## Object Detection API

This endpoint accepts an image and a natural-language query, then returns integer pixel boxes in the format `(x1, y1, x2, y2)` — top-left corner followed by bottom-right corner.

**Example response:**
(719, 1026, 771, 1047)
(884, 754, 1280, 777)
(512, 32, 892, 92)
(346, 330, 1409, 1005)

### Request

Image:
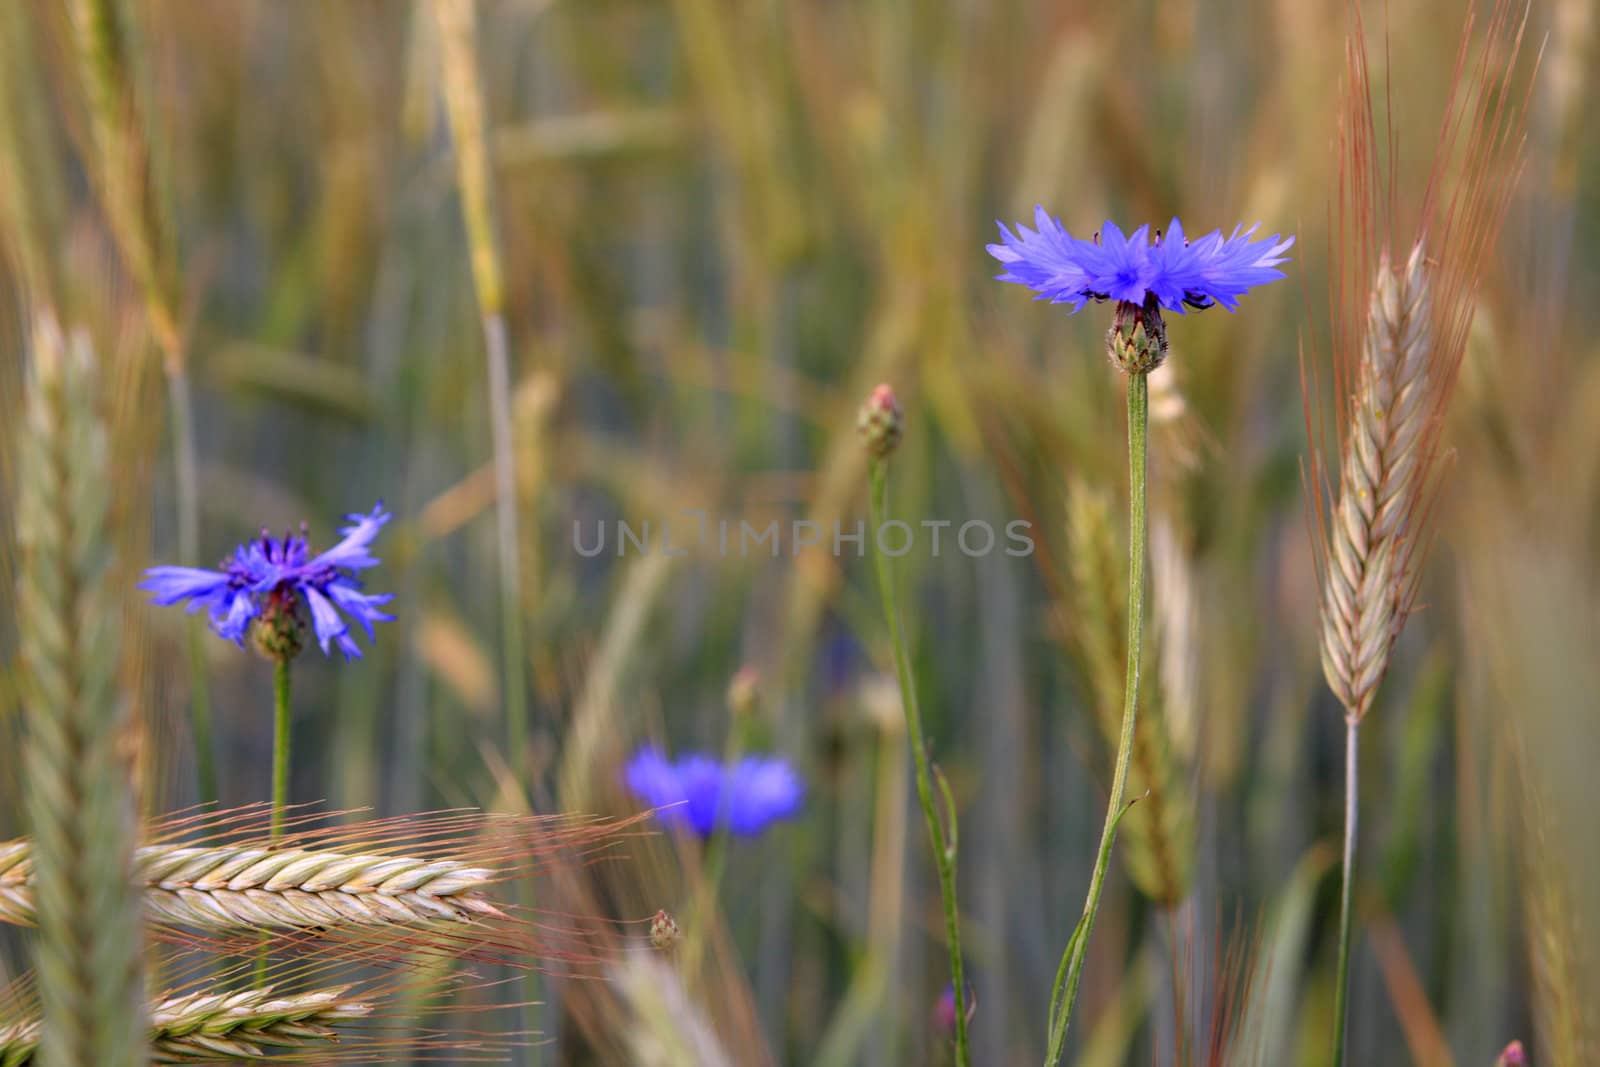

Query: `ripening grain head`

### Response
(1308, 0, 1534, 721)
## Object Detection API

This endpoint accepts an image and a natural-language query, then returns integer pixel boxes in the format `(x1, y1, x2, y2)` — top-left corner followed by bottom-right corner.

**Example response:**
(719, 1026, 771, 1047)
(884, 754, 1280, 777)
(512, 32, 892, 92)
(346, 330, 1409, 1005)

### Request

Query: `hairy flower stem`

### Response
(1333, 716, 1359, 1066)
(868, 461, 969, 1067)
(1046, 371, 1148, 1064)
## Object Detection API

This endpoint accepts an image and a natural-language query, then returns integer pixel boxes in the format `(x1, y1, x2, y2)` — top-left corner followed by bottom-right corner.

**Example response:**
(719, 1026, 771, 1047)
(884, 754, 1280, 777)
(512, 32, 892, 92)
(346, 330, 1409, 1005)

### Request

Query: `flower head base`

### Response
(140, 504, 395, 662)
(1107, 296, 1169, 375)
(857, 383, 903, 459)
(623, 746, 804, 839)
(252, 588, 305, 662)
(988, 210, 1293, 315)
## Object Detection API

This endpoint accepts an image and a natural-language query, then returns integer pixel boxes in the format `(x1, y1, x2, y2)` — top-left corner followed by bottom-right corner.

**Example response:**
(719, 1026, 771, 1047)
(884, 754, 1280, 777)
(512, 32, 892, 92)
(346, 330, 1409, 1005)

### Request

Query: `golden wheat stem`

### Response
(1332, 717, 1359, 1065)
(0, 840, 501, 931)
(16, 316, 147, 1067)
(433, 0, 529, 769)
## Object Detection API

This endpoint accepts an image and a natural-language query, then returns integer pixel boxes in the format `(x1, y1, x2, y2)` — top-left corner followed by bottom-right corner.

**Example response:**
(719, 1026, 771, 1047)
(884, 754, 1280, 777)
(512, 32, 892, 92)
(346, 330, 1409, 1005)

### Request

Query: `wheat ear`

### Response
(1319, 244, 1431, 721)
(1066, 479, 1194, 907)
(15, 316, 147, 1067)
(0, 841, 501, 930)
(0, 985, 371, 1064)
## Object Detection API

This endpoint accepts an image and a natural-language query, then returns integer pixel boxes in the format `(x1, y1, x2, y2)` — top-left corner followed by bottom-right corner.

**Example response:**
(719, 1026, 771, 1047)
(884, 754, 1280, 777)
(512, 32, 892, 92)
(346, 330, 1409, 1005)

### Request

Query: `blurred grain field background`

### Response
(0, 0, 1596, 1064)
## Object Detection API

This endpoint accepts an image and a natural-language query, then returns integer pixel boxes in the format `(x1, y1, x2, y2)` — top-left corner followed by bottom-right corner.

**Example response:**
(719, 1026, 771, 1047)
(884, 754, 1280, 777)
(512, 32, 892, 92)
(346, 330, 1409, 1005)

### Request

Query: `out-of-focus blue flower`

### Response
(988, 208, 1293, 314)
(623, 746, 804, 838)
(140, 503, 395, 660)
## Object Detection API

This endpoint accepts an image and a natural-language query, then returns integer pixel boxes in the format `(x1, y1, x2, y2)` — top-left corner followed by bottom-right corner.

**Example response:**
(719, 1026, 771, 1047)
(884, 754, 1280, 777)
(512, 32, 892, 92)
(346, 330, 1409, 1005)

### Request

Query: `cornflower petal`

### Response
(308, 504, 391, 572)
(726, 757, 806, 834)
(138, 566, 233, 609)
(989, 208, 1292, 314)
(622, 746, 804, 838)
(323, 581, 396, 641)
(214, 590, 258, 644)
(623, 747, 685, 807)
(301, 585, 354, 659)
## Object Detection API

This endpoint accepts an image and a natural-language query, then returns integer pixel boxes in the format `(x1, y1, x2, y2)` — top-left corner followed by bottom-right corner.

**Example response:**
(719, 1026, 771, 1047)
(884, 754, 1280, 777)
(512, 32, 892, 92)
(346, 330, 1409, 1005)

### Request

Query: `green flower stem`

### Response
(1045, 370, 1148, 1064)
(271, 659, 291, 842)
(868, 460, 969, 1067)
(257, 657, 293, 988)
(1332, 716, 1359, 1066)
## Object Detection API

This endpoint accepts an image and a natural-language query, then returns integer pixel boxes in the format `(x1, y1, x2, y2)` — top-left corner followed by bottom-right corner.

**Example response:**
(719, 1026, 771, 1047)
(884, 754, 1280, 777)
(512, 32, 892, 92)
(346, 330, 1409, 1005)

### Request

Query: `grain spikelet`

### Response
(0, 986, 372, 1064)
(1066, 479, 1194, 907)
(15, 315, 146, 1067)
(0, 841, 500, 930)
(0, 804, 646, 959)
(1318, 243, 1432, 718)
(1151, 517, 1199, 764)
(1308, 0, 1534, 721)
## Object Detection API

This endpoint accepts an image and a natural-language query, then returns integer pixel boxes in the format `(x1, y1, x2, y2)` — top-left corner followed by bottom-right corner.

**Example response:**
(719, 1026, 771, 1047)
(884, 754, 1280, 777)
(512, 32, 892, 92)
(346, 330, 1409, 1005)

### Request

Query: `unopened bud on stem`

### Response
(857, 383, 903, 459)
(1494, 1040, 1526, 1067)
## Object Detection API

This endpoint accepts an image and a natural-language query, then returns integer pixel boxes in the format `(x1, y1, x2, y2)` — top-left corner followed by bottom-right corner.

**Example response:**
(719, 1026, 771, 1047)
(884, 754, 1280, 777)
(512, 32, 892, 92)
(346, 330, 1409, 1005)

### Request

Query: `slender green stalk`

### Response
(1332, 717, 1358, 1066)
(868, 461, 969, 1067)
(1045, 371, 1148, 1064)
(434, 0, 529, 769)
(167, 368, 216, 812)
(256, 658, 292, 987)
(270, 659, 291, 843)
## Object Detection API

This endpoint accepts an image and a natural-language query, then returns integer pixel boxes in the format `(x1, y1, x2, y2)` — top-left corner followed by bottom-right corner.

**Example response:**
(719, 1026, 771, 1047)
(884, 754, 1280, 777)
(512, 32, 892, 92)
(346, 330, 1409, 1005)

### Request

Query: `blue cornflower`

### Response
(987, 208, 1293, 314)
(140, 503, 395, 661)
(623, 746, 804, 838)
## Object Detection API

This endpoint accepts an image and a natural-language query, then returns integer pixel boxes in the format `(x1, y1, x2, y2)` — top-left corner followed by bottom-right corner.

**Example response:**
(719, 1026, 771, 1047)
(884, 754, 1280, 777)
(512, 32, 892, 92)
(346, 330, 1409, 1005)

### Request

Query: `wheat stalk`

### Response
(1319, 243, 1432, 721)
(1066, 479, 1194, 908)
(68, 0, 178, 360)
(15, 315, 147, 1067)
(0, 840, 502, 930)
(434, 0, 530, 769)
(1313, 9, 1534, 1059)
(0, 985, 371, 1064)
